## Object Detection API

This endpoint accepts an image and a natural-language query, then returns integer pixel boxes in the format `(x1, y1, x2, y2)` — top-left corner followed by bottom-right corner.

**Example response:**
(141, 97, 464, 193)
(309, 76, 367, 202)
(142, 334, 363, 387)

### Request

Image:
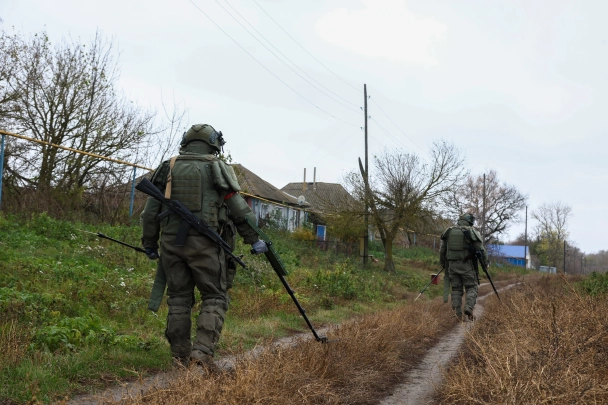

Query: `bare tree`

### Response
(0, 26, 22, 126)
(442, 170, 527, 244)
(144, 94, 189, 167)
(346, 140, 467, 272)
(6, 31, 155, 196)
(532, 201, 572, 269)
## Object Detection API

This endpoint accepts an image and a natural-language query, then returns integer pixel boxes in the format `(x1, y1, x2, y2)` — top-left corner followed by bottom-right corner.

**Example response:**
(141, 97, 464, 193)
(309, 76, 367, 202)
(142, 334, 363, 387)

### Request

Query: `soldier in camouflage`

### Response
(439, 213, 487, 321)
(140, 124, 268, 367)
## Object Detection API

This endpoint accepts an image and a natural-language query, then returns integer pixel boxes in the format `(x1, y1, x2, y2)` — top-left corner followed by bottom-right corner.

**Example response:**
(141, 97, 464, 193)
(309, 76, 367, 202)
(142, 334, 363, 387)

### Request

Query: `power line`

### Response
(370, 117, 409, 150)
(187, 0, 357, 127)
(369, 96, 427, 155)
(224, 0, 360, 109)
(216, 0, 359, 113)
(251, 0, 363, 94)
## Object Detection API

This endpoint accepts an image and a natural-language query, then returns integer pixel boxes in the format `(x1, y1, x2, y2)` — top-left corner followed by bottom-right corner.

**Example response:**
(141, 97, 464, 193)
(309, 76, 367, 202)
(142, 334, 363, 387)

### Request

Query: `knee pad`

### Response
(200, 297, 228, 313)
(167, 293, 194, 308)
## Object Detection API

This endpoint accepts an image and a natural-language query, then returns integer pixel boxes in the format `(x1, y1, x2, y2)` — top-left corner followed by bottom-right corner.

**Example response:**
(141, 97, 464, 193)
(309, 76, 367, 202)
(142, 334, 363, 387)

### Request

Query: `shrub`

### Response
(291, 227, 316, 241)
(579, 271, 608, 296)
(31, 314, 145, 353)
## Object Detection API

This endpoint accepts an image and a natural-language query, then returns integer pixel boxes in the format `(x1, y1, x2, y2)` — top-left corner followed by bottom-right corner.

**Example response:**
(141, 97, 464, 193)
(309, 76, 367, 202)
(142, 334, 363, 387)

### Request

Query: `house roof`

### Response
(231, 164, 304, 207)
(281, 182, 356, 212)
(487, 244, 529, 259)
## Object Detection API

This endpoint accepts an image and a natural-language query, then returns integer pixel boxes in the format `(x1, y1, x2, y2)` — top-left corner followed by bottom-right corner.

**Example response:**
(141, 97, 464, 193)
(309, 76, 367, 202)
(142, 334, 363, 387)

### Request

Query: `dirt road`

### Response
(377, 283, 518, 405)
(66, 283, 517, 405)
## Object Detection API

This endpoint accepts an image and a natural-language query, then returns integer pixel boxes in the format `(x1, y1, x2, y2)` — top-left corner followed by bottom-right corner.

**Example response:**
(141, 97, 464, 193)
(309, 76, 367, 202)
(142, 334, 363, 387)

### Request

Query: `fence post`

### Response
(129, 166, 137, 217)
(0, 134, 5, 211)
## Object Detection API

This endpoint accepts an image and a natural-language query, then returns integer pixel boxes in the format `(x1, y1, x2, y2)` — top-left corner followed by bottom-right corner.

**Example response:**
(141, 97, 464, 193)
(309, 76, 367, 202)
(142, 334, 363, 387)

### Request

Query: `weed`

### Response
(438, 275, 608, 404)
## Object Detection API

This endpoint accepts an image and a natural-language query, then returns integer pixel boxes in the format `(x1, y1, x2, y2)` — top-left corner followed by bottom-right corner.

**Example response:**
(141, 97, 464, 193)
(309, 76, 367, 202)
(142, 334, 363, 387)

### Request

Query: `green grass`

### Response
(0, 213, 524, 404)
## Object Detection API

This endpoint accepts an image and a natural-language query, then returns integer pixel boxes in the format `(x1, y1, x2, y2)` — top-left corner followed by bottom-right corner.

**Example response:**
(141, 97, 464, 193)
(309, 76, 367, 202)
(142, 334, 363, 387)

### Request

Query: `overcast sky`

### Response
(3, 0, 607, 253)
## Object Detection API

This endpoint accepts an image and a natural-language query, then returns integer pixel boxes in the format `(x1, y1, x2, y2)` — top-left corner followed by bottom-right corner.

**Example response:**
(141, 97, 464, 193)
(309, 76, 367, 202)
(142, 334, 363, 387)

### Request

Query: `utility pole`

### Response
(482, 173, 486, 242)
(363, 84, 369, 265)
(563, 240, 567, 274)
(524, 206, 528, 268)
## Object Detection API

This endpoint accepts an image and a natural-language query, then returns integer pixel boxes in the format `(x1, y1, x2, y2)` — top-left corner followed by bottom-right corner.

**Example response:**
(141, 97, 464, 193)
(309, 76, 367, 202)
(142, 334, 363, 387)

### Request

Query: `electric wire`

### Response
(251, 0, 363, 94)
(370, 117, 410, 150)
(224, 0, 360, 109)
(217, 0, 359, 113)
(369, 96, 427, 155)
(187, 0, 357, 127)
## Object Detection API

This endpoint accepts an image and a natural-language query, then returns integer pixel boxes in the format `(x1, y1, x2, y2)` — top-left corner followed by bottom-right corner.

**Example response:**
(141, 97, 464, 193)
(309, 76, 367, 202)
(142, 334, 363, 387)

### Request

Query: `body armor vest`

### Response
(161, 154, 225, 235)
(446, 227, 469, 261)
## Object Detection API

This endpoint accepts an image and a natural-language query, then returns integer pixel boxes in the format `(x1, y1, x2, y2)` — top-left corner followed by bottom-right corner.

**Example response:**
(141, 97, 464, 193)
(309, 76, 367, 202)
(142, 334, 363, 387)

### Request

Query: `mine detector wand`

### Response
(414, 267, 445, 302)
(245, 216, 328, 343)
(78, 229, 148, 254)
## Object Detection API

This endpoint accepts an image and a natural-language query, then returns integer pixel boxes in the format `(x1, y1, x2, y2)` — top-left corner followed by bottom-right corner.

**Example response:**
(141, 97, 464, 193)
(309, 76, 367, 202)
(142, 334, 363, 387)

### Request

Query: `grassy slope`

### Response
(0, 213, 524, 404)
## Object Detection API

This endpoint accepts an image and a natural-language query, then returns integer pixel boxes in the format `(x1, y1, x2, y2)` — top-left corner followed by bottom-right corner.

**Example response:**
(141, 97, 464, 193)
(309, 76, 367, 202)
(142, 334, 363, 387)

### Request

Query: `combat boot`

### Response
(464, 308, 475, 322)
(190, 349, 216, 370)
(172, 356, 190, 368)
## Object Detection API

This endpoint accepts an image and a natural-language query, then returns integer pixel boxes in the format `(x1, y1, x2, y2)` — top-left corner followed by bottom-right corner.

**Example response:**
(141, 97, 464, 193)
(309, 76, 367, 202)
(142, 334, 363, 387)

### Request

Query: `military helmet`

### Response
(181, 124, 226, 152)
(459, 213, 476, 225)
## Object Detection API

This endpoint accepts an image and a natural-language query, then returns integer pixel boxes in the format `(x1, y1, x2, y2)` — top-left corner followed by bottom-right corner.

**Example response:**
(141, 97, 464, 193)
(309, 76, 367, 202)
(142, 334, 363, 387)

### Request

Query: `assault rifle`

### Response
(245, 216, 328, 343)
(473, 251, 500, 300)
(135, 178, 246, 269)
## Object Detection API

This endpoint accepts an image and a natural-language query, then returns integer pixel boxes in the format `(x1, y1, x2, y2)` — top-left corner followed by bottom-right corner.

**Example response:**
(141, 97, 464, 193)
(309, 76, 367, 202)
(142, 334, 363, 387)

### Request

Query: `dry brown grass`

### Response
(437, 275, 608, 404)
(108, 299, 456, 405)
(0, 319, 29, 366)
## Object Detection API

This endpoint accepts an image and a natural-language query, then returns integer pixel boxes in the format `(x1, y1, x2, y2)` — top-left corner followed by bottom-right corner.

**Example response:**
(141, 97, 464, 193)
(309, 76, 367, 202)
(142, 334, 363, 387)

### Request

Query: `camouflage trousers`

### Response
(160, 233, 229, 358)
(447, 260, 478, 317)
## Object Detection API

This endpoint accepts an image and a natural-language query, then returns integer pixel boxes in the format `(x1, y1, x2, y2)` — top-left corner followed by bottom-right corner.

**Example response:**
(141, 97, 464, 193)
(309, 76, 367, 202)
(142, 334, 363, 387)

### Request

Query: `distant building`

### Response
(539, 266, 557, 274)
(487, 244, 531, 268)
(231, 164, 308, 231)
(281, 180, 356, 241)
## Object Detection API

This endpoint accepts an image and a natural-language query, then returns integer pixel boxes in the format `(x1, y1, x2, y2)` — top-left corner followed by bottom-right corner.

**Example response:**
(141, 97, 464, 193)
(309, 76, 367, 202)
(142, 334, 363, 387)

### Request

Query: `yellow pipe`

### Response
(0, 129, 154, 171)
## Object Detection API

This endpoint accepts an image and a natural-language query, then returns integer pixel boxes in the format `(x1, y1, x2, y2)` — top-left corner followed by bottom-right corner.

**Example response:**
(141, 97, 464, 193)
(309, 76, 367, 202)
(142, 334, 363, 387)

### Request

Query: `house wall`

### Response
(245, 196, 306, 231)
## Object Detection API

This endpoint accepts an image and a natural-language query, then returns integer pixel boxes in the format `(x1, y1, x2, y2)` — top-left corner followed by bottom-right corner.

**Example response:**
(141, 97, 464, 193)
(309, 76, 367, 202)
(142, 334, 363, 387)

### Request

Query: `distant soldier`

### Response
(140, 124, 268, 367)
(439, 213, 487, 321)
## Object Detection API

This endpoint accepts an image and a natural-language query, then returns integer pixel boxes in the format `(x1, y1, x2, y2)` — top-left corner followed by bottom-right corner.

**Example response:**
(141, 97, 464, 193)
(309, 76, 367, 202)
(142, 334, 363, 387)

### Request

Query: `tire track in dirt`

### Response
(377, 282, 519, 405)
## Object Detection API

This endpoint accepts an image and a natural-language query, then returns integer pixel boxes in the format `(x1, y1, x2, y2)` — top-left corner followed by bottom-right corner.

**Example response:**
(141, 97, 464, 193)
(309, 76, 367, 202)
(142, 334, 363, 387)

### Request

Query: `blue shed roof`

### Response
(487, 245, 528, 259)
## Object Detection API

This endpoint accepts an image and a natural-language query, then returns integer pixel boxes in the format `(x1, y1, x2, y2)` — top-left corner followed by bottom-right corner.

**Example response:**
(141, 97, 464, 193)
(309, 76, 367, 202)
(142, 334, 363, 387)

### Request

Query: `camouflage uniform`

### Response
(439, 213, 487, 320)
(141, 124, 260, 364)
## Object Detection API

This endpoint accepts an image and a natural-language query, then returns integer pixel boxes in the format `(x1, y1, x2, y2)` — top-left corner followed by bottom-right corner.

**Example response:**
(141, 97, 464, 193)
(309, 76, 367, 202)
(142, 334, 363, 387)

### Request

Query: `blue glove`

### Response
(145, 248, 159, 260)
(250, 240, 268, 255)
